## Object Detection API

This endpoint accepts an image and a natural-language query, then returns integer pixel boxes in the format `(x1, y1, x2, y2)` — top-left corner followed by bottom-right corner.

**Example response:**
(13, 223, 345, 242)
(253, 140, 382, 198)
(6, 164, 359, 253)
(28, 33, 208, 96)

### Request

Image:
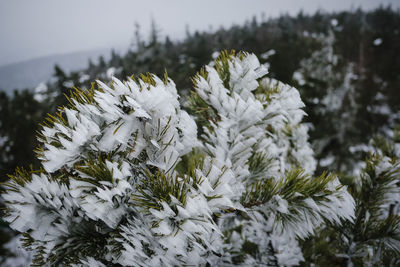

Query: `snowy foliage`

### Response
(0, 234, 32, 267)
(293, 31, 360, 173)
(3, 51, 355, 266)
(304, 152, 400, 266)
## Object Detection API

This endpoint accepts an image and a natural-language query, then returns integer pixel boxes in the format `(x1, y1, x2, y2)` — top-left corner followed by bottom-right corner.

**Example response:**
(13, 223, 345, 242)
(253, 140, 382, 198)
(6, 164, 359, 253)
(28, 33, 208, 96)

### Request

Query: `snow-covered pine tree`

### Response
(302, 131, 400, 266)
(293, 31, 359, 174)
(3, 51, 354, 266)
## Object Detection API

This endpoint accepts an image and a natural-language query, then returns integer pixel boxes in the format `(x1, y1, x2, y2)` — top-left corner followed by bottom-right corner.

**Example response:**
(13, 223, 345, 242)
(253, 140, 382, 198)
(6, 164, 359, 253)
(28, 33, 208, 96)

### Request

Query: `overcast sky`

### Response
(0, 0, 399, 66)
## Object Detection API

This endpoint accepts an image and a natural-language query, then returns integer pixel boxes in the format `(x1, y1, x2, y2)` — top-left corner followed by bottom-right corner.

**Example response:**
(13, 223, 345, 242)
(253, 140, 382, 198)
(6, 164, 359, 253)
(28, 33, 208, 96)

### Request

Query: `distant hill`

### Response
(0, 48, 118, 94)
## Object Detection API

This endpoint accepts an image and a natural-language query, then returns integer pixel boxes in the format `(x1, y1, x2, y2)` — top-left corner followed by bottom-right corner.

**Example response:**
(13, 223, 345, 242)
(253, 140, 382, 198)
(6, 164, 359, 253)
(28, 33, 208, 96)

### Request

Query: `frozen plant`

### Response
(293, 31, 359, 173)
(3, 51, 354, 266)
(302, 144, 400, 266)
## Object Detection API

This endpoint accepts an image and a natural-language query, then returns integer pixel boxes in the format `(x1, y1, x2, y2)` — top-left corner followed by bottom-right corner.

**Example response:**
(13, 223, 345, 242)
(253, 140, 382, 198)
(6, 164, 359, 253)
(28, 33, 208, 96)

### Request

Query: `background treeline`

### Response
(0, 6, 399, 264)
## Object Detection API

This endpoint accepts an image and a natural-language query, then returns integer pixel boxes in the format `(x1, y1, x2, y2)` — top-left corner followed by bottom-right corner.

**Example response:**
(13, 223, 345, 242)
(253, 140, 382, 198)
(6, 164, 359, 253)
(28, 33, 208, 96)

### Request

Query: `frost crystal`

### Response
(3, 51, 355, 266)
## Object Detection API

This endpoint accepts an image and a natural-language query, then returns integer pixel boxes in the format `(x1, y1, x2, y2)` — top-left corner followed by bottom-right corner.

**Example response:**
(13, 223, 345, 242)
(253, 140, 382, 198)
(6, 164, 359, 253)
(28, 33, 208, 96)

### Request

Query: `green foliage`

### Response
(302, 153, 400, 266)
(246, 152, 274, 181)
(1, 6, 400, 266)
(242, 170, 343, 226)
(74, 157, 116, 186)
(133, 169, 189, 212)
(0, 91, 46, 182)
(187, 90, 219, 134)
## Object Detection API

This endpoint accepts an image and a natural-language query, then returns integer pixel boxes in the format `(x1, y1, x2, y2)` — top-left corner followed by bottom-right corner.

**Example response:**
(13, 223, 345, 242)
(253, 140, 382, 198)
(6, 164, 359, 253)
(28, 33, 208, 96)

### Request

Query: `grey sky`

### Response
(0, 0, 399, 66)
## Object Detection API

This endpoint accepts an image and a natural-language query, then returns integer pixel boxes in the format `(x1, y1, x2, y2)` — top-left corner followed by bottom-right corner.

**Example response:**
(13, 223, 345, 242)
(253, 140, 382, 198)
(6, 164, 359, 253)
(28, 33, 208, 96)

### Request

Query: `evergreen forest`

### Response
(1, 6, 400, 266)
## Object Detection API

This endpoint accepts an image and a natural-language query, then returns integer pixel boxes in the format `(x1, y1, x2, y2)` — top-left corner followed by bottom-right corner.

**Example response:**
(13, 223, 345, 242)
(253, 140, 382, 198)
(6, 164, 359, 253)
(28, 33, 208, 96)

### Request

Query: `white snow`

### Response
(79, 73, 90, 83)
(1, 235, 32, 267)
(331, 18, 338, 27)
(2, 51, 357, 267)
(260, 49, 276, 60)
(34, 82, 48, 102)
(106, 67, 116, 77)
(373, 38, 383, 46)
(62, 80, 74, 88)
(211, 51, 220, 59)
(320, 155, 335, 167)
(293, 71, 305, 86)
